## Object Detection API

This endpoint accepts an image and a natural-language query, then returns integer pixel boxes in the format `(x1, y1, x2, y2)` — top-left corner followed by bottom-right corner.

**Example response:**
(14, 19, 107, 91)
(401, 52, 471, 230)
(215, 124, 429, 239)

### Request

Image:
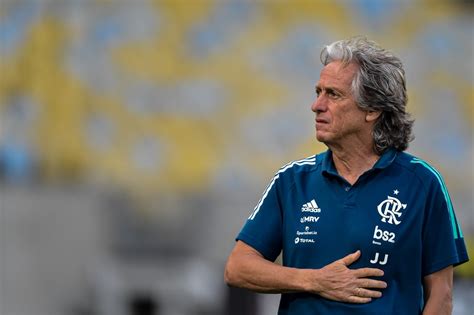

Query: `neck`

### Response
(328, 142, 380, 185)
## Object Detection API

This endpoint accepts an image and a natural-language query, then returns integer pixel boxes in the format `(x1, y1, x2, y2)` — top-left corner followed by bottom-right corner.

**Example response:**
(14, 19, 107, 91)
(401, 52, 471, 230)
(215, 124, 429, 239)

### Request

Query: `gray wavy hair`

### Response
(320, 36, 414, 153)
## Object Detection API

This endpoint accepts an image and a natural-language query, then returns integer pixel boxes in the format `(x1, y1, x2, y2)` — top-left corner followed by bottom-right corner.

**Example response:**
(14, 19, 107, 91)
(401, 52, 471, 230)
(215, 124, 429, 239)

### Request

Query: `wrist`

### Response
(294, 268, 321, 294)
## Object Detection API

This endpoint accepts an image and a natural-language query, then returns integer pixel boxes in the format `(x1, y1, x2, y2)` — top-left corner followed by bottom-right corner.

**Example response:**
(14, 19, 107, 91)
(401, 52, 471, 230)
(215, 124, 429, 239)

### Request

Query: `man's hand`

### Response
(225, 242, 386, 303)
(303, 250, 387, 303)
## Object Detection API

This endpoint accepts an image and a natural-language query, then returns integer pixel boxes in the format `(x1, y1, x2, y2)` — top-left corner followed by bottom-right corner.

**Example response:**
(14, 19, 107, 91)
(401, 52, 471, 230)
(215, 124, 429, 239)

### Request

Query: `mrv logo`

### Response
(300, 216, 319, 223)
(372, 225, 396, 245)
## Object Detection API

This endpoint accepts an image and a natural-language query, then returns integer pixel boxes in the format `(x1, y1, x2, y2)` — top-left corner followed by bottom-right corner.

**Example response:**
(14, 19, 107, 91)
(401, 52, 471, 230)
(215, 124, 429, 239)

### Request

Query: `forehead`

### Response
(317, 61, 358, 89)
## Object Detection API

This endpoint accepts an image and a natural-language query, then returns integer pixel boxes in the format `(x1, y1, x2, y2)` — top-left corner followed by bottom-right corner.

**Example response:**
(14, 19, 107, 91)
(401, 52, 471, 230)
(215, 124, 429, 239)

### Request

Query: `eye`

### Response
(315, 88, 321, 97)
(327, 89, 339, 99)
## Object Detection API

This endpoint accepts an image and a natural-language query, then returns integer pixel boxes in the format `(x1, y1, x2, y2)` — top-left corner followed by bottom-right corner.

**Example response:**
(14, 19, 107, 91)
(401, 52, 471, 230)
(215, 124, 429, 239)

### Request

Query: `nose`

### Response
(311, 94, 327, 113)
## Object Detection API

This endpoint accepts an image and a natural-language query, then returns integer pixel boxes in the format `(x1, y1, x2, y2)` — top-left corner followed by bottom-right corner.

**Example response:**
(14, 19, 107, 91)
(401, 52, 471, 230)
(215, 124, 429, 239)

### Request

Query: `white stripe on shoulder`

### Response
(249, 158, 316, 220)
(278, 155, 316, 171)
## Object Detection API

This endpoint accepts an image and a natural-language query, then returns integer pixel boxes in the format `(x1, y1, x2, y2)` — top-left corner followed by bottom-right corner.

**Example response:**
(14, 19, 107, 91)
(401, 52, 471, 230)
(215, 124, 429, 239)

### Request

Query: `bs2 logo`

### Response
(372, 225, 395, 244)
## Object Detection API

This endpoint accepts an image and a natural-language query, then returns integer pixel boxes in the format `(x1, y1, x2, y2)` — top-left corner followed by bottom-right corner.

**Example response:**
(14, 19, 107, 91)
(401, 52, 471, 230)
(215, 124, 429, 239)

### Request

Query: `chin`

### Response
(316, 132, 328, 143)
(316, 134, 336, 146)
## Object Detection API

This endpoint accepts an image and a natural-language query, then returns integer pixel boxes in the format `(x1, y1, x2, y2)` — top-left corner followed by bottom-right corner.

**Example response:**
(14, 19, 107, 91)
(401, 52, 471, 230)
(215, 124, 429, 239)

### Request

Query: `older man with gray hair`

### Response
(225, 36, 468, 315)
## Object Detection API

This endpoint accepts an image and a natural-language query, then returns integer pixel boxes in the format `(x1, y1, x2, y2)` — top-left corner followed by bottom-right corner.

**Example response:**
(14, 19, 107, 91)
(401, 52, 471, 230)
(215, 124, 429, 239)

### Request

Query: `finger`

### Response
(353, 267, 384, 277)
(356, 288, 383, 299)
(340, 250, 361, 266)
(357, 279, 387, 289)
(347, 296, 372, 304)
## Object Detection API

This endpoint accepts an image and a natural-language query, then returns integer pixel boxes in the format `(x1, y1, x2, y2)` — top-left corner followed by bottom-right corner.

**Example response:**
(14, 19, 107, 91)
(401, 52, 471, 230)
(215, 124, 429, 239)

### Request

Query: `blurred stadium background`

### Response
(0, 1, 472, 315)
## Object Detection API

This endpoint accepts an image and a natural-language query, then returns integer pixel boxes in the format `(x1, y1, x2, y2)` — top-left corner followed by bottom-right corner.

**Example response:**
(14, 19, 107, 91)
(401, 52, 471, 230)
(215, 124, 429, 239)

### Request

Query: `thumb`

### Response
(340, 250, 361, 266)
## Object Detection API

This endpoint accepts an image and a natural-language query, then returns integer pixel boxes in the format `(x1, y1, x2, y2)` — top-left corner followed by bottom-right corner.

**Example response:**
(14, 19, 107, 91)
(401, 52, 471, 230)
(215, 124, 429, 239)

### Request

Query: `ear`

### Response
(366, 110, 381, 122)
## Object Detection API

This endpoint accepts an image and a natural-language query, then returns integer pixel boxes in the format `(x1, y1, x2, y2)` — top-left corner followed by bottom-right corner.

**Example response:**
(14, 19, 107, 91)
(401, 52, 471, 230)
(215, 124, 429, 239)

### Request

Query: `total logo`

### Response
(372, 225, 396, 245)
(294, 237, 315, 244)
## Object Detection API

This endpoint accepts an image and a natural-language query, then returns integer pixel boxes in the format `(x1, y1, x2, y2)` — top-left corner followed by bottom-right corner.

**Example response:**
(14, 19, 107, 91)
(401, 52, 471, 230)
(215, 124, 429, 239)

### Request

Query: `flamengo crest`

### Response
(377, 196, 406, 225)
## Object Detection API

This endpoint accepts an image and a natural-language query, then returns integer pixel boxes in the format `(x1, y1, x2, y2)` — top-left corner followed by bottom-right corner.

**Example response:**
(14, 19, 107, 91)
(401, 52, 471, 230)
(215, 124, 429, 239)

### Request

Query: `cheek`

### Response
(332, 112, 347, 129)
(334, 109, 362, 131)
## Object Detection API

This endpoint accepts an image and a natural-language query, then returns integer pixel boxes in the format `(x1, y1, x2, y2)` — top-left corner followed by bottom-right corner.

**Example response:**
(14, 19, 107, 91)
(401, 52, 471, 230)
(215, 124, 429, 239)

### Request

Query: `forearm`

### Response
(422, 290, 452, 315)
(422, 266, 453, 315)
(225, 243, 387, 304)
(224, 248, 307, 293)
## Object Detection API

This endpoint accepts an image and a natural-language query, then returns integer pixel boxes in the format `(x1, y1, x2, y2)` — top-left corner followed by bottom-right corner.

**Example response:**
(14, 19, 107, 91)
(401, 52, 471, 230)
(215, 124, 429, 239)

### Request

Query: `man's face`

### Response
(311, 61, 370, 146)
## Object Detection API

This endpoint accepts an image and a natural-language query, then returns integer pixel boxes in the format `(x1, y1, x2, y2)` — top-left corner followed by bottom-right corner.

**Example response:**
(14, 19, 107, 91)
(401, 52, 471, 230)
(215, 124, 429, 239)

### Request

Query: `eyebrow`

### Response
(315, 85, 344, 95)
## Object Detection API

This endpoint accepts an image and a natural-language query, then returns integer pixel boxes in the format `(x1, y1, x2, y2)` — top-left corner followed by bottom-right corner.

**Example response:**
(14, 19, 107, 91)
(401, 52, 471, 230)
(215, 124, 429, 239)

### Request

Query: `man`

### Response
(224, 37, 469, 314)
